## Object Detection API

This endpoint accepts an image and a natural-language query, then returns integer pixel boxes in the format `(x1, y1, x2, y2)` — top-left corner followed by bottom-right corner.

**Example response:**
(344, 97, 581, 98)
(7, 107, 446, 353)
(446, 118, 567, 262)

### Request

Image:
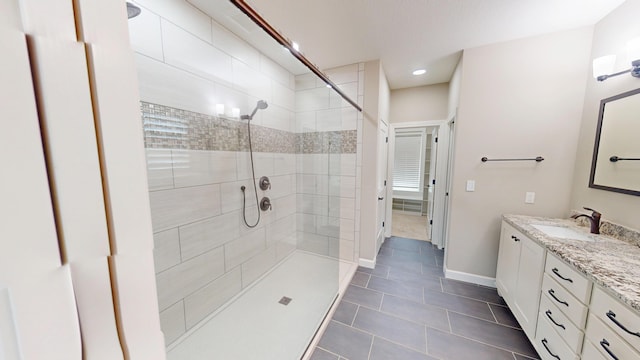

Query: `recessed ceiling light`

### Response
(412, 69, 427, 75)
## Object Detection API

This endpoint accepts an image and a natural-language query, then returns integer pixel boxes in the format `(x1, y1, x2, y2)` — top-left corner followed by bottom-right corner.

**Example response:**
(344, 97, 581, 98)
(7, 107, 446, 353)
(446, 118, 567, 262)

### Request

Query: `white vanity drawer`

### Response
(545, 254, 592, 304)
(590, 286, 640, 354)
(581, 339, 608, 360)
(586, 314, 640, 360)
(539, 294, 584, 353)
(542, 274, 589, 328)
(536, 310, 580, 360)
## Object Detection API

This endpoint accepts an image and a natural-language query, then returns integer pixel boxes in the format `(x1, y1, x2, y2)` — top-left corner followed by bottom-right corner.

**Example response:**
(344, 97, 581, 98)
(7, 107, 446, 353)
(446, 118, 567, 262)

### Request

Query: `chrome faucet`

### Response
(570, 207, 601, 234)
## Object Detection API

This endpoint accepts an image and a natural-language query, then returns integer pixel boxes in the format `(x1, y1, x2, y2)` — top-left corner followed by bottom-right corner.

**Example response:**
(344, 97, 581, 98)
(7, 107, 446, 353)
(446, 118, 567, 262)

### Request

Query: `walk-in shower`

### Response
(131, 1, 360, 358)
(240, 100, 269, 228)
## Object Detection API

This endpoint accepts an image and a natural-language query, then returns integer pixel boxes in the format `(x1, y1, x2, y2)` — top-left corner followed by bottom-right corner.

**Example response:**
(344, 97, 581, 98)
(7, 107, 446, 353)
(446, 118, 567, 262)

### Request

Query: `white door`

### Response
(376, 119, 389, 251)
(426, 128, 438, 239)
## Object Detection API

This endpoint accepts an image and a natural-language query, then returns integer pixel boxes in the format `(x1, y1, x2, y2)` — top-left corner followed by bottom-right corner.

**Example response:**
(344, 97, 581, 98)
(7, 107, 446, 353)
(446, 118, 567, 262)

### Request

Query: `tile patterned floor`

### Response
(310, 237, 540, 360)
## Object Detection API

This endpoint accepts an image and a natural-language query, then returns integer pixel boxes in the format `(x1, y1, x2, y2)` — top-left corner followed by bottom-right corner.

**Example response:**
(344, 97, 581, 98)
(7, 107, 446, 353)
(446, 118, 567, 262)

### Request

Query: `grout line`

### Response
(488, 301, 499, 323)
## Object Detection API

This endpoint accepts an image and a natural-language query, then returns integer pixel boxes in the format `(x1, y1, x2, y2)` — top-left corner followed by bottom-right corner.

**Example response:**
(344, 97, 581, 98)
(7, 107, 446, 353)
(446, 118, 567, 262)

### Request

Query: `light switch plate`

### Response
(466, 180, 475, 192)
(525, 192, 535, 204)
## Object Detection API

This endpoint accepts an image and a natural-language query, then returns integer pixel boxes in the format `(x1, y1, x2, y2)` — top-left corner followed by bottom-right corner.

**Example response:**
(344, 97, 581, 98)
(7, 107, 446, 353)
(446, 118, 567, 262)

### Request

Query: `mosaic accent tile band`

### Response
(141, 102, 356, 154)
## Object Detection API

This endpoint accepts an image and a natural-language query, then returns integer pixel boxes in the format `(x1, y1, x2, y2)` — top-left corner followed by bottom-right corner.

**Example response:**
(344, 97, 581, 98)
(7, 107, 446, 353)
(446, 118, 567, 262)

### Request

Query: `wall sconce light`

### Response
(216, 104, 225, 116)
(593, 37, 640, 81)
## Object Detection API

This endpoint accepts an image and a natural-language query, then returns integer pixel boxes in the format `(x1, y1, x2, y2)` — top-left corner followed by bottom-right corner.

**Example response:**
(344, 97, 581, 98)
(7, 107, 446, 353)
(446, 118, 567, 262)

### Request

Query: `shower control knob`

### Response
(259, 176, 271, 190)
(260, 197, 272, 211)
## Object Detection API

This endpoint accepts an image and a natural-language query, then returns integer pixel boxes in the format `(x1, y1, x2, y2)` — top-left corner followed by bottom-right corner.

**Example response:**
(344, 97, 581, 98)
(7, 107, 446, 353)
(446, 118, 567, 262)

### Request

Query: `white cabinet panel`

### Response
(28, 36, 111, 262)
(590, 286, 640, 354)
(514, 234, 546, 336)
(545, 253, 592, 304)
(70, 260, 124, 360)
(542, 274, 589, 328)
(496, 222, 521, 302)
(0, 9, 81, 358)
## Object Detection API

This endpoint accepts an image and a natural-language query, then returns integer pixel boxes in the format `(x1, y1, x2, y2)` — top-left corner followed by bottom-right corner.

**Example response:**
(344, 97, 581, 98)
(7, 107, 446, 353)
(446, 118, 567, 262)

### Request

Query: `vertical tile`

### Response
(179, 211, 240, 261)
(296, 87, 330, 112)
(224, 228, 266, 270)
(153, 228, 181, 273)
(183, 268, 241, 329)
(155, 247, 225, 310)
(159, 300, 186, 345)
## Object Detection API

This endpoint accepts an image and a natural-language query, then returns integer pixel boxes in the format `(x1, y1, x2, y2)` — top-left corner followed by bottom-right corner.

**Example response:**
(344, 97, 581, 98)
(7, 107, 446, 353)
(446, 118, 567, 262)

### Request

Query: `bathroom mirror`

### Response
(589, 87, 640, 196)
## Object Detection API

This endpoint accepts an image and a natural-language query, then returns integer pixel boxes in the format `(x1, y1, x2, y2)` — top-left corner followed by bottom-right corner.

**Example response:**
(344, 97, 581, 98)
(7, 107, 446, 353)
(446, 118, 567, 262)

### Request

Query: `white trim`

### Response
(358, 257, 376, 269)
(444, 267, 496, 288)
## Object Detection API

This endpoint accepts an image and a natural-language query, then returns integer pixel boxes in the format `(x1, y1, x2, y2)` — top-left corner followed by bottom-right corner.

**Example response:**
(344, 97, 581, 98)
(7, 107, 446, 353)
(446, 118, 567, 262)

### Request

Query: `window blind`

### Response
(393, 131, 423, 191)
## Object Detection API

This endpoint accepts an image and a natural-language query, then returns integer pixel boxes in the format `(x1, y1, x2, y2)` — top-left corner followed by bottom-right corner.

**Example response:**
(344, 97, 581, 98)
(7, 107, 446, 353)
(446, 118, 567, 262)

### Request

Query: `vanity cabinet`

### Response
(536, 254, 591, 360)
(496, 222, 546, 337)
(583, 286, 640, 359)
(500, 216, 640, 360)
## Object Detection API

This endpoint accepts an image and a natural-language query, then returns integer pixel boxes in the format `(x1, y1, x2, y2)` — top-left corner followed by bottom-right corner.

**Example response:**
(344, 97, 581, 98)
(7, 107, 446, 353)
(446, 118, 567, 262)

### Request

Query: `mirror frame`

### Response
(588, 87, 640, 196)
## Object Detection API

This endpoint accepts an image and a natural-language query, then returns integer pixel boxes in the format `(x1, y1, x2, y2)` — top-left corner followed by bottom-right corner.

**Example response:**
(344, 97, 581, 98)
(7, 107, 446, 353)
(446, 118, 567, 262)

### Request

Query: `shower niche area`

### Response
(128, 0, 360, 358)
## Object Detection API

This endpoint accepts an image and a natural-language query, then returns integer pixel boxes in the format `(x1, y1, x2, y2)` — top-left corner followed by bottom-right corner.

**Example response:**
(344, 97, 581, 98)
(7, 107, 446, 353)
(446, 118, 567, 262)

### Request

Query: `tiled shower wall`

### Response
(129, 0, 362, 346)
(295, 64, 364, 263)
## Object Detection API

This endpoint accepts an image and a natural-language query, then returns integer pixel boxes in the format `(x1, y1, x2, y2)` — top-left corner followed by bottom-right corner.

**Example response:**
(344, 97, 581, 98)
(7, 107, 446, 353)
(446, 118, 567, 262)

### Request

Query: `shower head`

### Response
(241, 100, 269, 120)
(127, 2, 141, 19)
(256, 100, 268, 110)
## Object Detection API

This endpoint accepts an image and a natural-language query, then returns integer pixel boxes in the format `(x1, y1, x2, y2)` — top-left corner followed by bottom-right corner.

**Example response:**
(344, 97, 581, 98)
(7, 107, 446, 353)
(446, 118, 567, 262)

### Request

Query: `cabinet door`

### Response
(496, 222, 521, 303)
(514, 236, 546, 337)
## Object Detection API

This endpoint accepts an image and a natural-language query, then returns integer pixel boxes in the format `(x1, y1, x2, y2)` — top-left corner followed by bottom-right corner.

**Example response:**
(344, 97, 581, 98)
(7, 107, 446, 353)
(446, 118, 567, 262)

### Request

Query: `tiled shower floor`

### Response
(167, 251, 340, 360)
(310, 237, 540, 360)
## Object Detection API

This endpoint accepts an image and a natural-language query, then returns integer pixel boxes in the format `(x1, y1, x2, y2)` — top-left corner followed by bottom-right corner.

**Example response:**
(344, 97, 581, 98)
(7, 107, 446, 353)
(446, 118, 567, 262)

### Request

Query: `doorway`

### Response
(385, 120, 450, 249)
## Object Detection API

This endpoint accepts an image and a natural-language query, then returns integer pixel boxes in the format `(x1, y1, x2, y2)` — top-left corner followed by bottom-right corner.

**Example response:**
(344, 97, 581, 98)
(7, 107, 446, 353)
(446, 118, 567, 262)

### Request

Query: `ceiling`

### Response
(242, 0, 626, 89)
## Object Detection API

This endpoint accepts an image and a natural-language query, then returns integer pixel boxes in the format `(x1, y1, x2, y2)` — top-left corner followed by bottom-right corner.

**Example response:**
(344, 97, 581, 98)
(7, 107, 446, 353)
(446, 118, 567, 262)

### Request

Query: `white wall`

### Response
(570, 0, 640, 229)
(390, 83, 449, 123)
(359, 60, 390, 266)
(445, 27, 593, 279)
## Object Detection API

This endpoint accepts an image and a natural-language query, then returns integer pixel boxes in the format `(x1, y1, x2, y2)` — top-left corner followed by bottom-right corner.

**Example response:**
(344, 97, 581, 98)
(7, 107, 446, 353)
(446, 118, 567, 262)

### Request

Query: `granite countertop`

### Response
(503, 214, 640, 314)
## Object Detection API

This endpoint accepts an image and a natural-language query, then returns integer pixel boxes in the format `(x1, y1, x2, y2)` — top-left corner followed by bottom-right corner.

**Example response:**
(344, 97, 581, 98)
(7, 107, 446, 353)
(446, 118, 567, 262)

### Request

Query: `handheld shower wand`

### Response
(241, 100, 268, 120)
(240, 100, 269, 228)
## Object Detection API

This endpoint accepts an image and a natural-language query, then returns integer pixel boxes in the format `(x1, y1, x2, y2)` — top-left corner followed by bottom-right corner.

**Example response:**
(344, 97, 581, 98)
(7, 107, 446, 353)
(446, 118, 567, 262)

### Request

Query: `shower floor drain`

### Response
(278, 296, 292, 306)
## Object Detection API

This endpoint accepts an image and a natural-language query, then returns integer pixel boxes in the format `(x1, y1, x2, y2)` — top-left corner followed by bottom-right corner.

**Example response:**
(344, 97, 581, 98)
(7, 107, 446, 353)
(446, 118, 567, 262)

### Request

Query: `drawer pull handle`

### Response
(511, 235, 520, 242)
(541, 338, 561, 360)
(606, 310, 640, 338)
(552, 268, 573, 283)
(545, 310, 566, 330)
(548, 289, 569, 307)
(600, 339, 619, 360)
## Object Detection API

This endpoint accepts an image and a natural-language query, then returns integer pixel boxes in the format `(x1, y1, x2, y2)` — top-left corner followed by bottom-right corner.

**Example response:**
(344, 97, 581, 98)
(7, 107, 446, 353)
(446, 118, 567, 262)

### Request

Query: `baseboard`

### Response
(358, 257, 376, 269)
(444, 267, 496, 288)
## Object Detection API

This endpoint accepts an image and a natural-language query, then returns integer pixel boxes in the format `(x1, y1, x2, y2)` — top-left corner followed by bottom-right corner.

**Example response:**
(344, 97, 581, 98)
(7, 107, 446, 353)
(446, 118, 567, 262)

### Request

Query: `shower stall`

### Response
(128, 0, 361, 358)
